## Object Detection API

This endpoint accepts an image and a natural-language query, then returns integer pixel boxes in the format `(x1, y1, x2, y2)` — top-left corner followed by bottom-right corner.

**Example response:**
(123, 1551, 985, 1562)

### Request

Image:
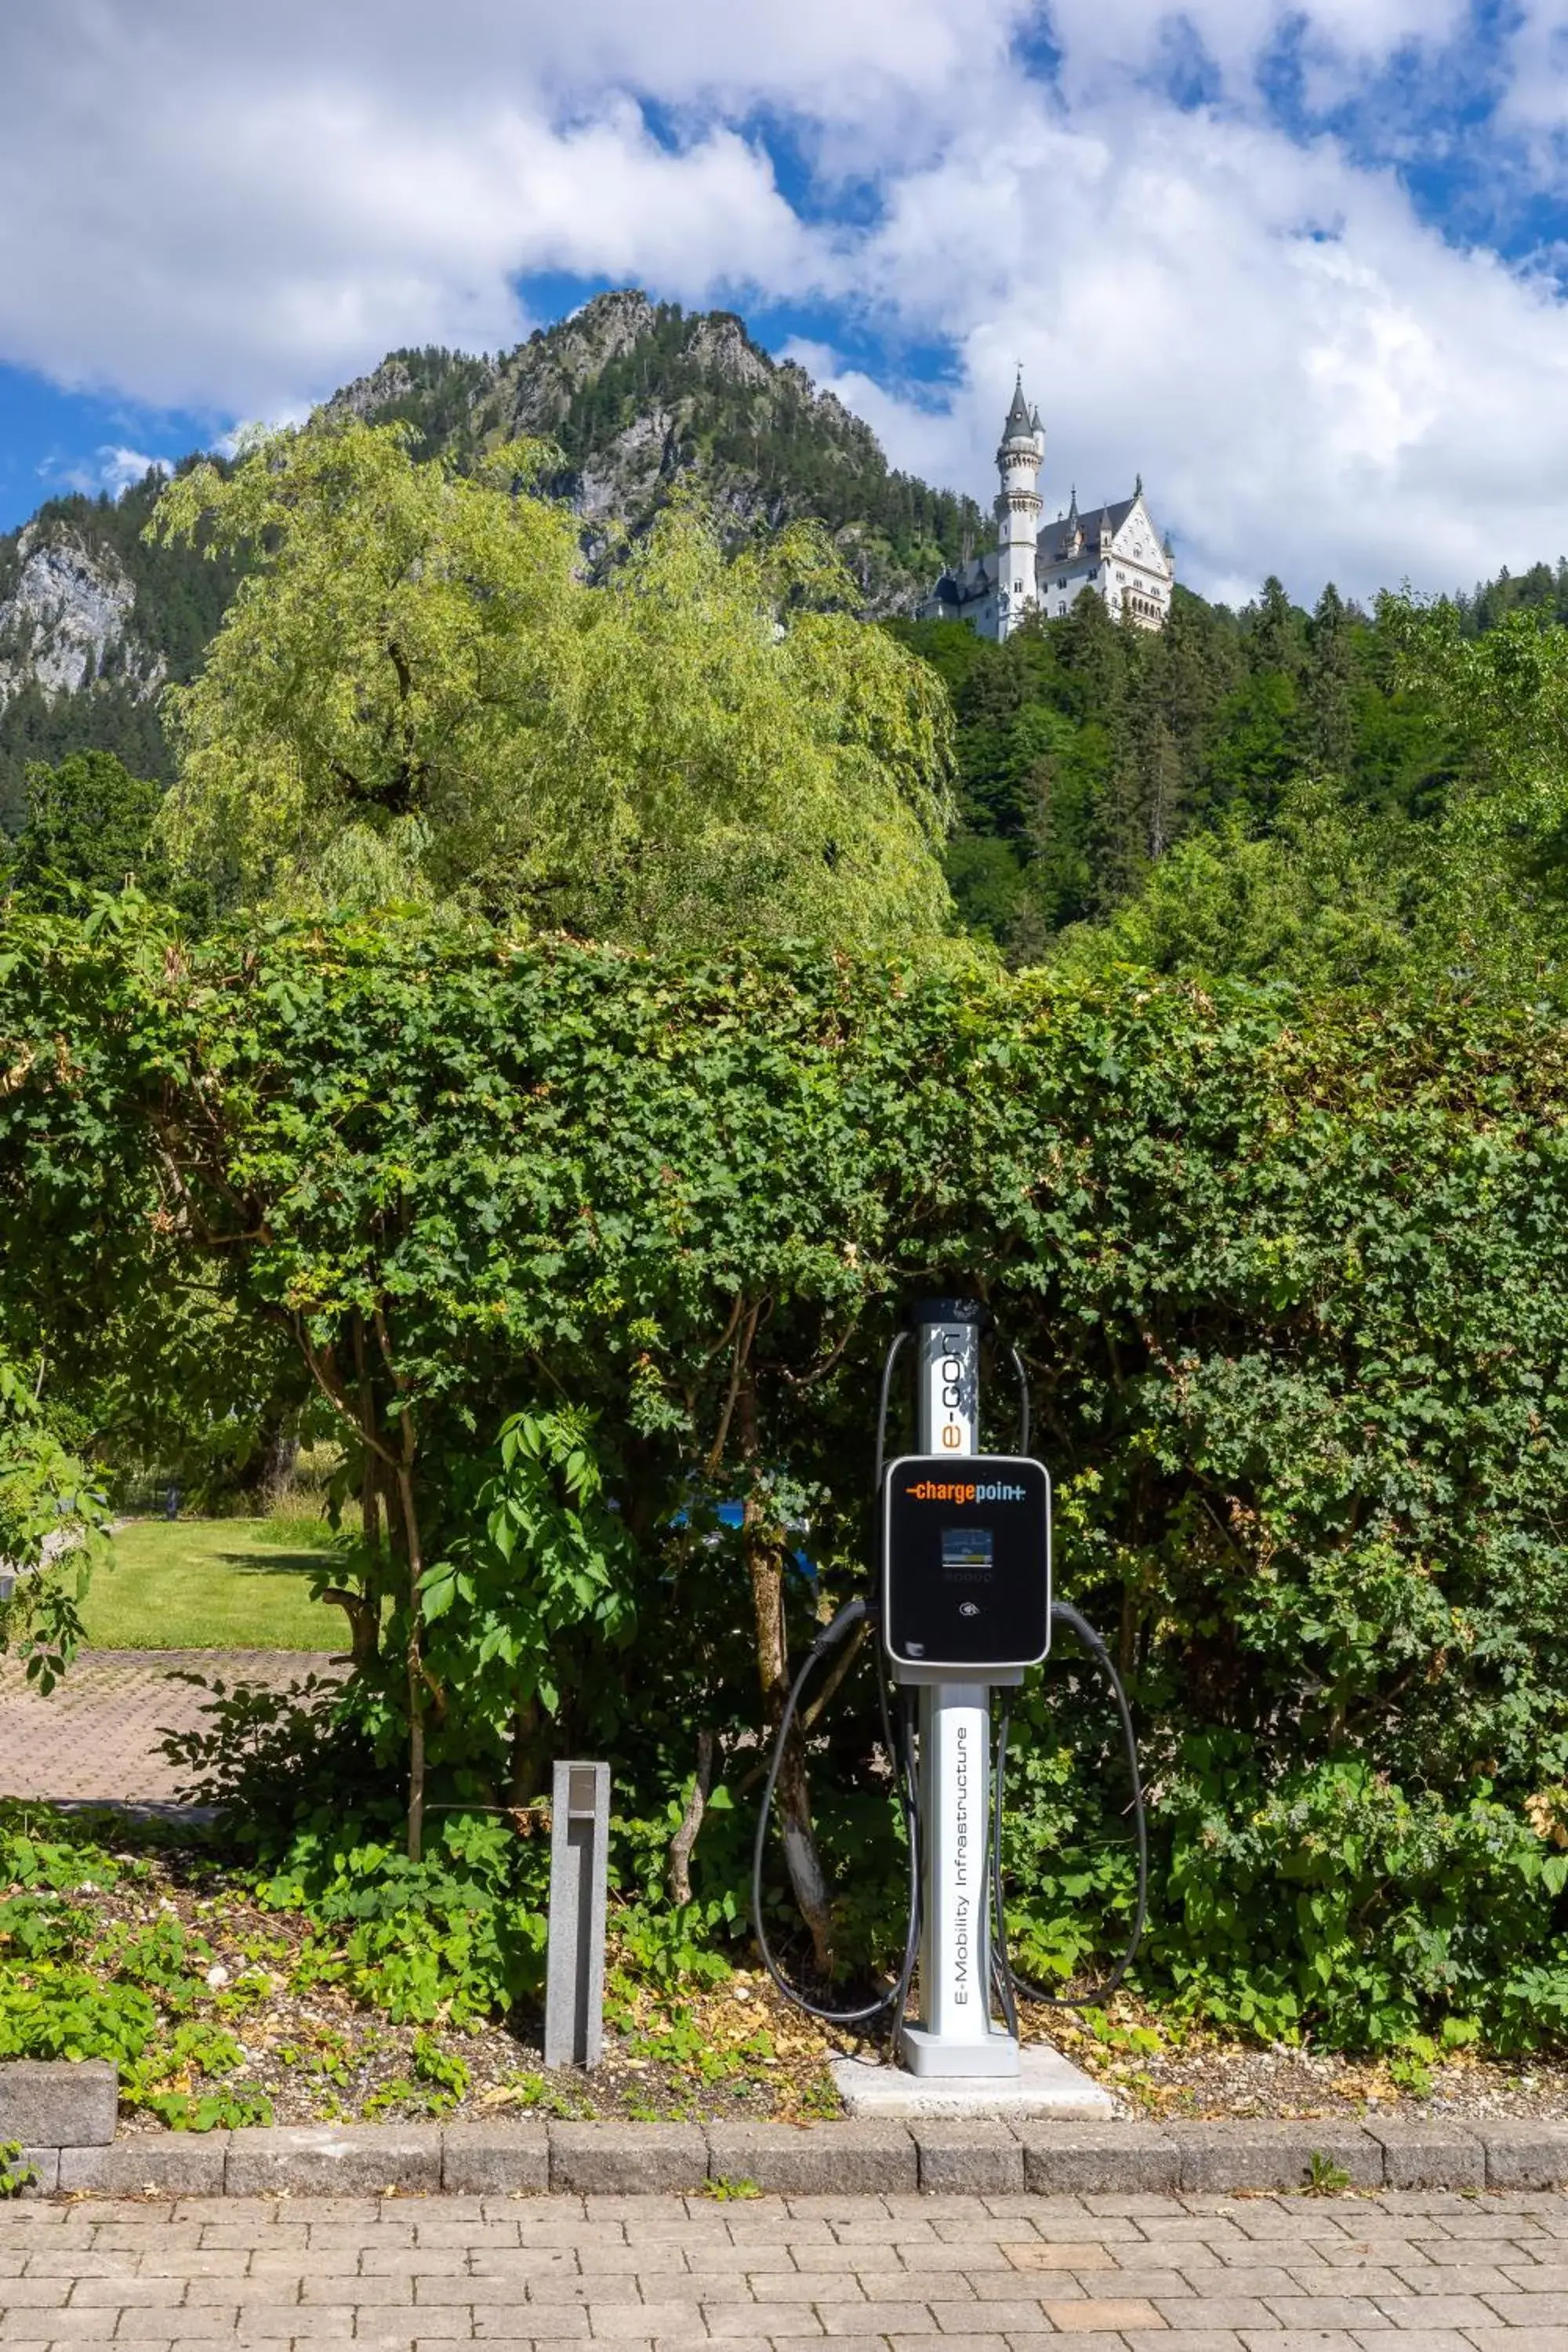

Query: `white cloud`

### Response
(825, 90, 1568, 601)
(2, 0, 1567, 601)
(97, 447, 169, 496)
(1040, 0, 1471, 103)
(1501, 3, 1568, 144)
(34, 445, 170, 500)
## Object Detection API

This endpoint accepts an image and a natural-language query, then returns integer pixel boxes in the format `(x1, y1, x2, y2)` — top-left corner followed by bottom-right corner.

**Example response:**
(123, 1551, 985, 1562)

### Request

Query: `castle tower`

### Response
(994, 373, 1044, 641)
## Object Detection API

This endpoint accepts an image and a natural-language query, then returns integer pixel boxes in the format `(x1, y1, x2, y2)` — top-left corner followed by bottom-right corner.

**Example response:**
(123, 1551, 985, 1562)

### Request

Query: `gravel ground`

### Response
(1037, 1996, 1568, 2122)
(12, 1824, 1568, 2132)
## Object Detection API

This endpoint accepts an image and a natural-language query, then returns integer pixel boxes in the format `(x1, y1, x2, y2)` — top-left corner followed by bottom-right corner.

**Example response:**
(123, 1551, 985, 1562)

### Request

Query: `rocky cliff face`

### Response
(0, 469, 241, 826)
(0, 524, 162, 710)
(326, 291, 982, 615)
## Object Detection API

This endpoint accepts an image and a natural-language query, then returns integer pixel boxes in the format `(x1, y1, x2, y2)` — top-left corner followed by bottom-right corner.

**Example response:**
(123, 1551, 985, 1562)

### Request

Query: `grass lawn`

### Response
(79, 1517, 347, 1651)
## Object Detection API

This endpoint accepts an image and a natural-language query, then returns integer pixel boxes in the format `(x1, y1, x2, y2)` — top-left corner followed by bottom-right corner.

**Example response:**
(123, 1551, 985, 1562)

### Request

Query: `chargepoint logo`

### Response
(905, 1479, 1026, 1504)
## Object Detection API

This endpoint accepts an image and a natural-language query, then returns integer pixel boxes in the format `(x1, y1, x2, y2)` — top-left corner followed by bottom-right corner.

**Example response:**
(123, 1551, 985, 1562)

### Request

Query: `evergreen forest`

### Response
(901, 556, 1568, 975)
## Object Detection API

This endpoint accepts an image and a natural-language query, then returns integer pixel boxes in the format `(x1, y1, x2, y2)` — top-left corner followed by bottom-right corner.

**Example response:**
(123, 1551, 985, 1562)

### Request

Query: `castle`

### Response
(919, 376, 1174, 641)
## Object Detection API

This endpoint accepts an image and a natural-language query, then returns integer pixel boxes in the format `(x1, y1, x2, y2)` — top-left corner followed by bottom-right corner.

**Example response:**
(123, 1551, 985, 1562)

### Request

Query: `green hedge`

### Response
(4, 903, 1568, 2044)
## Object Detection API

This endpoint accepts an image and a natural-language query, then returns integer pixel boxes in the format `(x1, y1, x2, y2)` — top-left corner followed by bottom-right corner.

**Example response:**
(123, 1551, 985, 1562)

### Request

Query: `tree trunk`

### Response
(744, 1486, 834, 1975)
(352, 1312, 383, 1560)
(508, 1696, 543, 1808)
(667, 1729, 715, 1908)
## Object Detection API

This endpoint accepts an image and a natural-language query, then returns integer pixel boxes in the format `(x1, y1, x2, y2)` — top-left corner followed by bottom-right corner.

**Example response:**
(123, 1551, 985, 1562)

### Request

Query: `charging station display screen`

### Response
(883, 1455, 1051, 1672)
(941, 1526, 993, 1581)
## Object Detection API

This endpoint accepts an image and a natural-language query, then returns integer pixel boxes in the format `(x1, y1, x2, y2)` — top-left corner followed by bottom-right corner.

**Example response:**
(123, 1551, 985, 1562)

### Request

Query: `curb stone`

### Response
(550, 2120, 708, 2195)
(706, 2121, 916, 2196)
(1476, 2120, 1568, 2188)
(912, 2119, 1023, 2195)
(60, 2136, 228, 2196)
(1015, 2121, 1180, 2194)
(225, 2123, 442, 2198)
(1363, 2119, 1485, 2191)
(0, 2058, 116, 2148)
(1165, 2118, 1383, 2192)
(14, 2097, 1568, 2198)
(441, 2120, 550, 2195)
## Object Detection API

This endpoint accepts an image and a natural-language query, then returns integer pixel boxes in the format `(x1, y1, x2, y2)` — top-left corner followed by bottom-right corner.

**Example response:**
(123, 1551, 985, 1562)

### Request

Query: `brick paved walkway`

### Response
(3, 2188, 1568, 2349)
(0, 1652, 336, 1807)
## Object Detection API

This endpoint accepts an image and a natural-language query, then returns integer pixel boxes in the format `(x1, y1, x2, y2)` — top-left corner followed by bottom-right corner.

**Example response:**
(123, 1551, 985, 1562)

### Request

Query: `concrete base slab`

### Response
(831, 2039, 1115, 2119)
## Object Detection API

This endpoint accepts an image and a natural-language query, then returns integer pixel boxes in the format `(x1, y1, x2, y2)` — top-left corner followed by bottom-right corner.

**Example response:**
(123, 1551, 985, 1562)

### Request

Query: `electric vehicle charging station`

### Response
(752, 1294, 1145, 2106)
(887, 1301, 1045, 2076)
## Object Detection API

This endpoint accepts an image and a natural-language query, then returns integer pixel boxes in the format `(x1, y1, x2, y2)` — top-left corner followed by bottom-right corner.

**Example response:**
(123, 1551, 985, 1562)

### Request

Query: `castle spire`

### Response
(993, 375, 1044, 643)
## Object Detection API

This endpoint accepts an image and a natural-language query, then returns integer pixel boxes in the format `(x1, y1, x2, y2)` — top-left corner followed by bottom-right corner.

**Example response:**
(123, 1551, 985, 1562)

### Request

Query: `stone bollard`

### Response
(544, 1760, 609, 2069)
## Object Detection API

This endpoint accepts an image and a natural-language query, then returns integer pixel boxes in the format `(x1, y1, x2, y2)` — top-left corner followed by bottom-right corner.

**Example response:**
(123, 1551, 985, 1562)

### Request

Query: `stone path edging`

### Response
(9, 2058, 1568, 2200)
(9, 2112, 1568, 2199)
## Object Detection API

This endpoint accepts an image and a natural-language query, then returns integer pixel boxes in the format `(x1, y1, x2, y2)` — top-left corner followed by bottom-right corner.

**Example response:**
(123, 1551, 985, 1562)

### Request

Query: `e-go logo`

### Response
(934, 1327, 972, 1452)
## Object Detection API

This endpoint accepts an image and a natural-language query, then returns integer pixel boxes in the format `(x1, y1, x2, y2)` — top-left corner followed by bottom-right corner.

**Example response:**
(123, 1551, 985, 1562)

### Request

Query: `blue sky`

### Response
(4, 0, 1568, 602)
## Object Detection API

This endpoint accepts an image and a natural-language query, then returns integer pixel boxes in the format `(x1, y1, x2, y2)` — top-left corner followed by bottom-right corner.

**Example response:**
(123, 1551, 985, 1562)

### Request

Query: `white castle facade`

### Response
(919, 376, 1174, 641)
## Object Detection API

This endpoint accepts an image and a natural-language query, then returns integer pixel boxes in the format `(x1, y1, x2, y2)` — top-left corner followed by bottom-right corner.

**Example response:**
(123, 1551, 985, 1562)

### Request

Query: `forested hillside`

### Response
(897, 562, 1568, 971)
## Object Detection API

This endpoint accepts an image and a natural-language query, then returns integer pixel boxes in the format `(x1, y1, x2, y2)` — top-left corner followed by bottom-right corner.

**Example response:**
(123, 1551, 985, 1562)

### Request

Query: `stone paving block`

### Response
(1016, 2122, 1180, 2195)
(1392, 2266, 1517, 2296)
(820, 2301, 939, 2333)
(441, 2122, 550, 2195)
(1237, 2335, 1367, 2352)
(225, 2122, 441, 2197)
(767, 2338, 880, 2352)
(911, 2122, 1024, 2198)
(1360, 2123, 1484, 2193)
(1263, 2294, 1398, 2328)
(1131, 2335, 1248, 2352)
(1479, 2124, 1568, 2190)
(1000, 2336, 1130, 2352)
(549, 2123, 708, 2195)
(0, 2058, 118, 2146)
(706, 2121, 916, 2197)
(1461, 2334, 1568, 2352)
(1167, 2121, 1382, 2194)
(921, 2324, 1020, 2343)
(1381, 2296, 1504, 2328)
(59, 2136, 229, 2196)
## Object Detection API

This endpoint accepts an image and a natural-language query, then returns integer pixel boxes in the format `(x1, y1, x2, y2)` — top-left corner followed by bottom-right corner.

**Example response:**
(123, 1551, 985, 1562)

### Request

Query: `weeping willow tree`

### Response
(148, 421, 956, 946)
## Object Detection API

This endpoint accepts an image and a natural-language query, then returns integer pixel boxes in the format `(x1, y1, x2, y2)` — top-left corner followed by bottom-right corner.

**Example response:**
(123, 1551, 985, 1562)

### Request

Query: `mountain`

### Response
(0, 470, 242, 829)
(0, 292, 984, 829)
(326, 291, 983, 608)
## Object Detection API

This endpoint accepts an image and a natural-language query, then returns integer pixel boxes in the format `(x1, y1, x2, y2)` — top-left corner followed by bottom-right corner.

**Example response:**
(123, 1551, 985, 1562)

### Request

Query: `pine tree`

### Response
(1305, 583, 1356, 775)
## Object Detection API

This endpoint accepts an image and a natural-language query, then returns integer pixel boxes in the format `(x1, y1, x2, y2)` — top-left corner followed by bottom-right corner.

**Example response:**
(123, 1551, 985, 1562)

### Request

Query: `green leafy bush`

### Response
(8, 903, 1568, 2045)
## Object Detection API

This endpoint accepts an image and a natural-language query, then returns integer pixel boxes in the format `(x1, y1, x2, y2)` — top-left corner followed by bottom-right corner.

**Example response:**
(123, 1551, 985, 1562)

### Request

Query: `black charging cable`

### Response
(989, 1597, 1148, 2015)
(750, 1592, 923, 2027)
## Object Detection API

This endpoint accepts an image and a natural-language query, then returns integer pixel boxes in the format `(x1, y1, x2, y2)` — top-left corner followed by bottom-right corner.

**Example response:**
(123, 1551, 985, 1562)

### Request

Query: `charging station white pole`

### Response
(897, 1303, 1021, 2079)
